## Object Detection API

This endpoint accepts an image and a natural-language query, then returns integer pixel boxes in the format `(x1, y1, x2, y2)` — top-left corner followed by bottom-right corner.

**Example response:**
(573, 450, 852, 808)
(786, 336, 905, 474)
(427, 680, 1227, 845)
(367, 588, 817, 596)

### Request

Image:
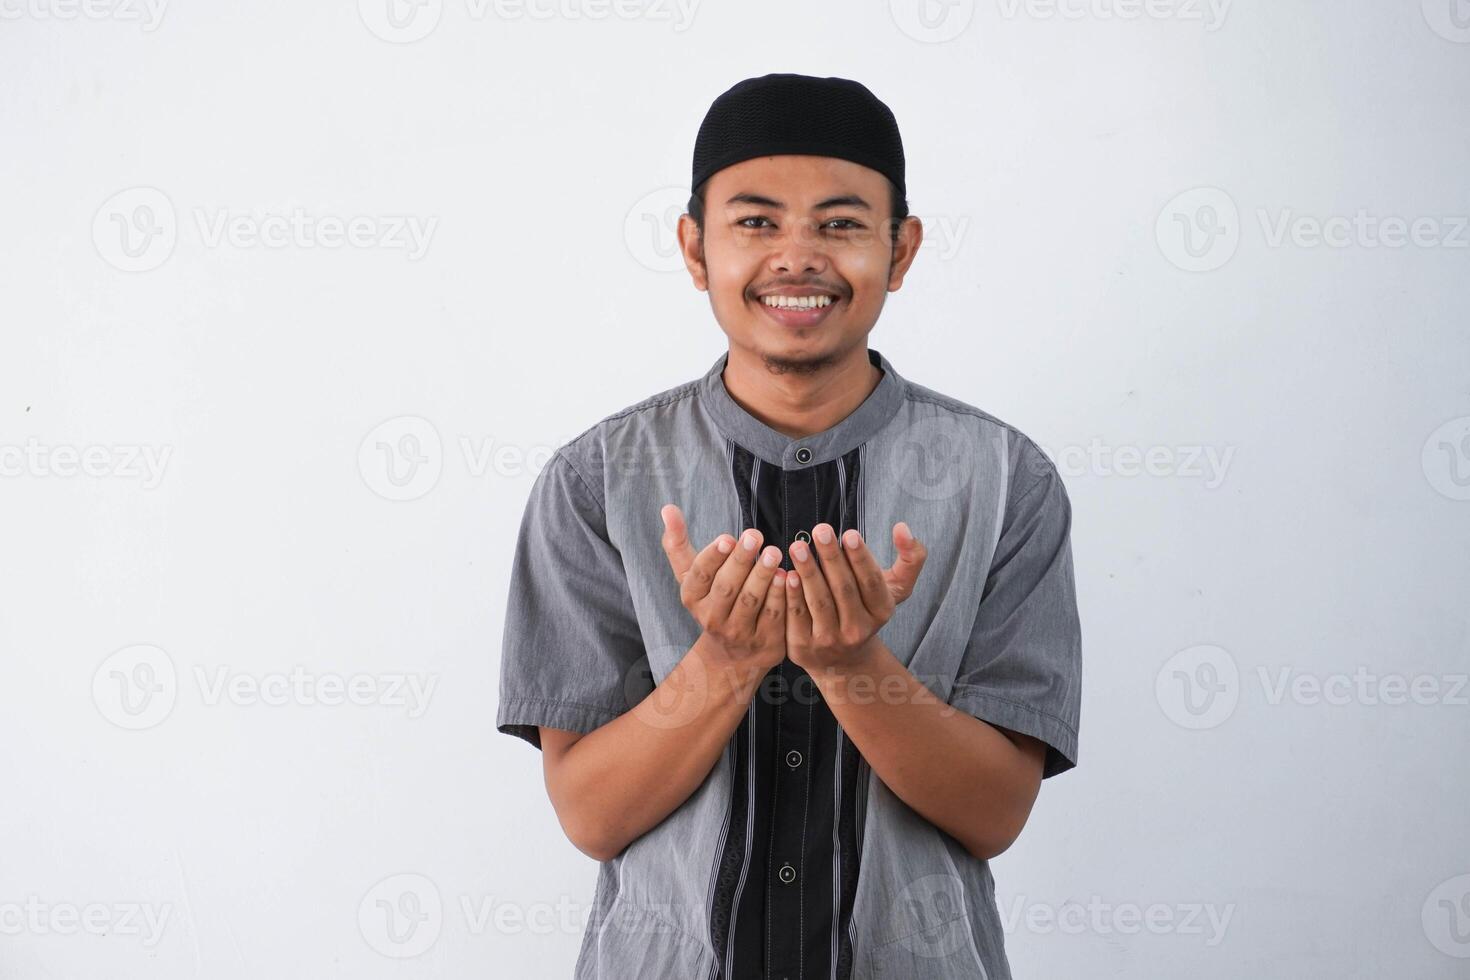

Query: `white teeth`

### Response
(761, 294, 834, 309)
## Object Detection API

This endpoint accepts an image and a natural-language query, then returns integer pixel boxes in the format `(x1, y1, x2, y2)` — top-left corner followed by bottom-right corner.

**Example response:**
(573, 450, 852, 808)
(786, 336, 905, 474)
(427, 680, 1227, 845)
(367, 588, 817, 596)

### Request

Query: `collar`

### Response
(696, 347, 907, 469)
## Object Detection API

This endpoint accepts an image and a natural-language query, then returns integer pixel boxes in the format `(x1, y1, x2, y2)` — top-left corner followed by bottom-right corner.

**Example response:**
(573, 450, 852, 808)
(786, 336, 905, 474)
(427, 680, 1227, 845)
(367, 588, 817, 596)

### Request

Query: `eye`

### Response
(736, 216, 863, 231)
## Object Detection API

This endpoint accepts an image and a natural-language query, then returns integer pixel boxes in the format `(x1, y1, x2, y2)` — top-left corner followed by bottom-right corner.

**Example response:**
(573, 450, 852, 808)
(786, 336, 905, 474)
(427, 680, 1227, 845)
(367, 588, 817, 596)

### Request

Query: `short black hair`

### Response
(686, 177, 910, 244)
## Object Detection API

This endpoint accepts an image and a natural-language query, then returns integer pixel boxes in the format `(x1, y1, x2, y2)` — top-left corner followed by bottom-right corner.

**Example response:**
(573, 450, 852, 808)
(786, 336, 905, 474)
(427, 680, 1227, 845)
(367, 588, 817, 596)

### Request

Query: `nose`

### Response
(767, 219, 828, 276)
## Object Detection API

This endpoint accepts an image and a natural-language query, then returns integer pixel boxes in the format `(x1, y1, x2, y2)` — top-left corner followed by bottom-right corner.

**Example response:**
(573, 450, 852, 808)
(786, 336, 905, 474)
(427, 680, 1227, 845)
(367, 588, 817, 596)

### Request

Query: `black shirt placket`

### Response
(719, 445, 860, 980)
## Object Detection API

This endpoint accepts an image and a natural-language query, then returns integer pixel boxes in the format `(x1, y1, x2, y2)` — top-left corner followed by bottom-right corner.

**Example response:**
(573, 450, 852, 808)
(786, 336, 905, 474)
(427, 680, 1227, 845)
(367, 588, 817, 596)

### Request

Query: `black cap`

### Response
(691, 73, 906, 199)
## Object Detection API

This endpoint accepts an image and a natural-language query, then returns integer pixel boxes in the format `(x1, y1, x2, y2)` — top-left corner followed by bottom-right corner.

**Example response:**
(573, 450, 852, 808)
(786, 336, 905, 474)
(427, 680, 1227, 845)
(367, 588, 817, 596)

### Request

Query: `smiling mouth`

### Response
(754, 291, 842, 329)
(759, 293, 837, 310)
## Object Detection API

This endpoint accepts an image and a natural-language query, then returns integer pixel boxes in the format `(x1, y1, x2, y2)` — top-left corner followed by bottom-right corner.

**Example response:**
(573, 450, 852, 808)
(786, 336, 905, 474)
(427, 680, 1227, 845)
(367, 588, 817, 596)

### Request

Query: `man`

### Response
(497, 73, 1082, 980)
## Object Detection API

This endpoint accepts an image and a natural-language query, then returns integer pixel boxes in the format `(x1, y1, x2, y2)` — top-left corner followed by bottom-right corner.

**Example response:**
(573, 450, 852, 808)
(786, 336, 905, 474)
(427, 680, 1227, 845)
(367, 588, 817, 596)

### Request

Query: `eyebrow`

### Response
(723, 192, 873, 212)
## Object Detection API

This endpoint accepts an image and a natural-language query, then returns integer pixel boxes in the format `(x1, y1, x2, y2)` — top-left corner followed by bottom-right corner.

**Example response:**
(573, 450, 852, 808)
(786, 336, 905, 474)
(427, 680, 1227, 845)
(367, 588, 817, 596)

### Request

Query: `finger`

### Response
(784, 568, 811, 659)
(789, 536, 838, 641)
(725, 543, 783, 635)
(840, 529, 894, 622)
(680, 530, 737, 608)
(885, 522, 928, 604)
(659, 504, 699, 582)
(810, 522, 864, 629)
(757, 568, 788, 648)
(705, 527, 766, 619)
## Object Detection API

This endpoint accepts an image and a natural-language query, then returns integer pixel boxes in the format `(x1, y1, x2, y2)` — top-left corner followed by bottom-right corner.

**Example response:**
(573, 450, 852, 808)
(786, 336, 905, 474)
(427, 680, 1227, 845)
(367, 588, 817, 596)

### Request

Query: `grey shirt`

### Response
(497, 347, 1082, 980)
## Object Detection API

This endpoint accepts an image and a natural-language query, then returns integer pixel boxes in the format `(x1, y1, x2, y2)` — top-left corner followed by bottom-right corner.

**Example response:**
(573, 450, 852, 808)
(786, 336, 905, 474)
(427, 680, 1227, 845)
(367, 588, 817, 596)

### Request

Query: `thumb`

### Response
(661, 504, 697, 582)
(887, 522, 926, 603)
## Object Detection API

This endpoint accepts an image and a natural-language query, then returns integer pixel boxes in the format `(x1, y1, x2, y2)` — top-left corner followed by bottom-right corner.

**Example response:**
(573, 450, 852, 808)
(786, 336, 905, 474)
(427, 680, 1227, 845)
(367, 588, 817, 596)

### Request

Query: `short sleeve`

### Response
(949, 438, 1082, 778)
(495, 448, 648, 751)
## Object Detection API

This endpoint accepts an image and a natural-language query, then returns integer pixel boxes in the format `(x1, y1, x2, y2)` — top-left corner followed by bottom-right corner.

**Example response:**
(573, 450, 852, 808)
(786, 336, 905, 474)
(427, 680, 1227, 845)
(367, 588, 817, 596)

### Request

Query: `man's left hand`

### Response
(784, 521, 926, 673)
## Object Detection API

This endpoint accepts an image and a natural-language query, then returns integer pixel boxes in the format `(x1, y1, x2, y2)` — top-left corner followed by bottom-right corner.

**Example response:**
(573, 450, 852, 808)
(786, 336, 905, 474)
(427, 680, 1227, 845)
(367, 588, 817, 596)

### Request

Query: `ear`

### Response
(885, 215, 924, 292)
(676, 213, 708, 291)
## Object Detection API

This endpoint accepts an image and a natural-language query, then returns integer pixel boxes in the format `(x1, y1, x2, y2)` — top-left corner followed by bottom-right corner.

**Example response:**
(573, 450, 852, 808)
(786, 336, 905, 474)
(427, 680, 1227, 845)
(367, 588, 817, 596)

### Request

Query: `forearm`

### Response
(809, 636, 1041, 860)
(546, 635, 764, 861)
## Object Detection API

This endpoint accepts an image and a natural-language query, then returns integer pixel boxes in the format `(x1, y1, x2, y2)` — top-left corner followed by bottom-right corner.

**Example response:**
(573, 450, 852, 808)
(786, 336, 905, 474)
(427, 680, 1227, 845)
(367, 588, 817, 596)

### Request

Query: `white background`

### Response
(2, 0, 1468, 977)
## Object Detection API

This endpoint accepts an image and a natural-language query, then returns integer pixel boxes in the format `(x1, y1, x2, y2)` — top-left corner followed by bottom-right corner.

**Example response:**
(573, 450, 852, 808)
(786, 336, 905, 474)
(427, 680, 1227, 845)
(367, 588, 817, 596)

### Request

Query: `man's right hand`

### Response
(660, 503, 787, 673)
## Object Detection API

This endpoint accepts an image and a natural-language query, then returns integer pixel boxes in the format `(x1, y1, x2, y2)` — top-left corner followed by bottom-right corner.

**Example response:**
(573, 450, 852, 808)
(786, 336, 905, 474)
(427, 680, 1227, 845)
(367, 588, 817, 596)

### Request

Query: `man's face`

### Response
(678, 155, 921, 374)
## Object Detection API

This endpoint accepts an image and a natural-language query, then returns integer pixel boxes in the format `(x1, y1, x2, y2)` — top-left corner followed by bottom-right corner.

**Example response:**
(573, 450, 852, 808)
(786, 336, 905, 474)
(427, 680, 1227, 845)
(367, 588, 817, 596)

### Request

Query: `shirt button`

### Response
(785, 749, 803, 769)
(794, 446, 812, 464)
(778, 862, 797, 884)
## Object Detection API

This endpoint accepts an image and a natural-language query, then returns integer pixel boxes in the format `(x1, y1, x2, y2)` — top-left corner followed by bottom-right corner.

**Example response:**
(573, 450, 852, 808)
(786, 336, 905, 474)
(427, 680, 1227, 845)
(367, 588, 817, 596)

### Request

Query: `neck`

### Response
(720, 343, 883, 441)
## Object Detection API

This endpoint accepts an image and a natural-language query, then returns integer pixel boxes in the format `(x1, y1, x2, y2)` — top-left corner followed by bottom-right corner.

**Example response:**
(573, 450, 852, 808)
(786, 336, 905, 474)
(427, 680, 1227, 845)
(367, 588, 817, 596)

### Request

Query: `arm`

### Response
(540, 512, 788, 862)
(538, 634, 764, 862)
(806, 636, 1046, 861)
(497, 451, 789, 862)
(784, 513, 1070, 862)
